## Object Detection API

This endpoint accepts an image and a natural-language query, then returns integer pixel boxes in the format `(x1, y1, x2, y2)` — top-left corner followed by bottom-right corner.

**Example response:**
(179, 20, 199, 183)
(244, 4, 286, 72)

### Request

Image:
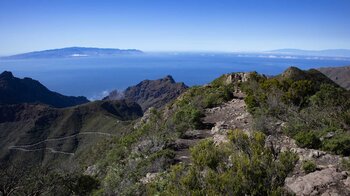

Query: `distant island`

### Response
(1, 47, 143, 59)
(268, 48, 350, 58)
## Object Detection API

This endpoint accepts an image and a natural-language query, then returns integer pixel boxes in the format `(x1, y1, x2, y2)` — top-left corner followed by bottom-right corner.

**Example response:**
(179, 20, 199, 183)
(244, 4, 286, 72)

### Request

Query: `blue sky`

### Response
(0, 0, 350, 55)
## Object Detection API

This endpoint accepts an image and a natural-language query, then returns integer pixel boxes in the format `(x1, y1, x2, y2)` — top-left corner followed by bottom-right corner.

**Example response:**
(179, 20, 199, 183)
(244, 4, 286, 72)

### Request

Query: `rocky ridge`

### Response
(104, 75, 188, 111)
(170, 73, 253, 163)
(168, 72, 349, 195)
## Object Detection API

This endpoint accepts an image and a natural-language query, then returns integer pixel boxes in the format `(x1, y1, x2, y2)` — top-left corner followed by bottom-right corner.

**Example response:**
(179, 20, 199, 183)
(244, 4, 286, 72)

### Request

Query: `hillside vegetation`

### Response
(80, 72, 301, 195)
(242, 67, 350, 156)
(0, 100, 143, 166)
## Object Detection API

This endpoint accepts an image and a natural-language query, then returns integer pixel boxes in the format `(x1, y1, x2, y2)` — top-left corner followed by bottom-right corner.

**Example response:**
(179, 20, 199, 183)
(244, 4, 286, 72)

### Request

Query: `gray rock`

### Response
(285, 168, 347, 195)
(84, 165, 99, 176)
(325, 132, 335, 139)
(140, 172, 159, 184)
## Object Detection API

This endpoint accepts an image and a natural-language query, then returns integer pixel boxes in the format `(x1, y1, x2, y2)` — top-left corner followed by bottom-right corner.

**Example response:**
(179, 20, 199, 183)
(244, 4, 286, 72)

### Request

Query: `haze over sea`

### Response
(1, 53, 350, 100)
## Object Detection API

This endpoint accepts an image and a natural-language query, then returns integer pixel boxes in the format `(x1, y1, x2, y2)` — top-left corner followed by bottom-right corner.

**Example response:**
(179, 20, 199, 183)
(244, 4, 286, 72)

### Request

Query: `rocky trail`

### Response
(170, 89, 350, 195)
(173, 95, 252, 164)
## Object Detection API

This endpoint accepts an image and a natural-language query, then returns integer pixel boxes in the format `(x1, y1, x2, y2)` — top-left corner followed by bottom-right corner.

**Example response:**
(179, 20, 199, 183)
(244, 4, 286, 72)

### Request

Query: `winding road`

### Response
(8, 131, 117, 156)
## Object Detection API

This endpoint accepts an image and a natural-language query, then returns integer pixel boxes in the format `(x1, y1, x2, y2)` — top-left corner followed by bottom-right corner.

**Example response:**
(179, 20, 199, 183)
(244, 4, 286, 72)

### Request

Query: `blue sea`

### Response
(1, 53, 350, 100)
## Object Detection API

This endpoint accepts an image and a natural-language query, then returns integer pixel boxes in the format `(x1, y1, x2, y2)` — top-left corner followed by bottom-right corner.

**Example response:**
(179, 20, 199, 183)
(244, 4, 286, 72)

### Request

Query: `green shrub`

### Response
(322, 134, 350, 156)
(69, 175, 100, 196)
(173, 105, 203, 133)
(211, 75, 227, 87)
(341, 158, 350, 171)
(190, 139, 226, 170)
(149, 130, 298, 195)
(244, 94, 259, 113)
(342, 110, 350, 126)
(278, 151, 299, 177)
(203, 85, 234, 108)
(302, 160, 317, 174)
(283, 80, 316, 107)
(310, 84, 346, 107)
(295, 131, 321, 149)
(260, 78, 282, 91)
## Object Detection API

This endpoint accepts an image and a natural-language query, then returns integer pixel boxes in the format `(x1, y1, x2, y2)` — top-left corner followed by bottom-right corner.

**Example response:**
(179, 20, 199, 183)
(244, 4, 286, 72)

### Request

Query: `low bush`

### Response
(341, 158, 350, 171)
(302, 160, 317, 174)
(149, 130, 298, 195)
(322, 134, 350, 156)
(283, 80, 316, 107)
(190, 139, 227, 170)
(244, 94, 259, 113)
(173, 104, 203, 134)
(294, 131, 321, 149)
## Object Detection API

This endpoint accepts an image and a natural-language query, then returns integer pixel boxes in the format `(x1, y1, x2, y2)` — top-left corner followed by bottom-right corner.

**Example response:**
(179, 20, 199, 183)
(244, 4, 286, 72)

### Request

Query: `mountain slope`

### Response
(2, 47, 143, 59)
(279, 66, 339, 86)
(318, 65, 350, 90)
(0, 71, 89, 108)
(0, 100, 143, 166)
(104, 75, 188, 111)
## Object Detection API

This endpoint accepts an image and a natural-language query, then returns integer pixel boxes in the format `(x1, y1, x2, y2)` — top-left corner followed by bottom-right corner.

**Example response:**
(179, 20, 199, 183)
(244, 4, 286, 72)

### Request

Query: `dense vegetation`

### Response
(241, 67, 350, 156)
(0, 163, 99, 195)
(148, 130, 298, 195)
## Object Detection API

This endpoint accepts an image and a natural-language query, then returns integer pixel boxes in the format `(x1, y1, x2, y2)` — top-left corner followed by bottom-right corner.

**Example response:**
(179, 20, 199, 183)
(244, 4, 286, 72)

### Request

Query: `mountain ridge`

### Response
(318, 65, 350, 90)
(0, 71, 89, 108)
(104, 75, 188, 111)
(1, 47, 143, 59)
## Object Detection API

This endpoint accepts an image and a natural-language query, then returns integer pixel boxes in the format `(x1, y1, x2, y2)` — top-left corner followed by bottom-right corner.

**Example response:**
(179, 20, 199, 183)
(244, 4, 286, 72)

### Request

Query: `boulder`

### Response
(285, 168, 348, 195)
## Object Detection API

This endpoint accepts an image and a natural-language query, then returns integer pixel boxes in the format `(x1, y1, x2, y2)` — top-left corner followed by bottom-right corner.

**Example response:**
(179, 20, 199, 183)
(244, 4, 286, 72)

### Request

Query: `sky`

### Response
(0, 0, 350, 55)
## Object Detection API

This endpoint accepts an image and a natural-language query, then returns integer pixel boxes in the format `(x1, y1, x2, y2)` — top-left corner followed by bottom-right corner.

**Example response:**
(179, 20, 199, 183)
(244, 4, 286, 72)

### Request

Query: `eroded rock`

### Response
(285, 168, 348, 195)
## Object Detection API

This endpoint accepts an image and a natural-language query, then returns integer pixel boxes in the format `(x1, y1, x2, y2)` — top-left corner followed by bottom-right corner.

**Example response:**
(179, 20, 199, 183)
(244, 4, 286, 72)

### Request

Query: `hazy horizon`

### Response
(2, 46, 350, 57)
(1, 0, 350, 55)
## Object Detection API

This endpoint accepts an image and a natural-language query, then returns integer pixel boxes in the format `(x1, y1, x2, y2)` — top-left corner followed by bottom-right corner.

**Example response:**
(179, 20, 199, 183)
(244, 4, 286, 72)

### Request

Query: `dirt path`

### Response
(8, 146, 75, 155)
(173, 96, 252, 163)
(8, 131, 117, 155)
(204, 98, 251, 131)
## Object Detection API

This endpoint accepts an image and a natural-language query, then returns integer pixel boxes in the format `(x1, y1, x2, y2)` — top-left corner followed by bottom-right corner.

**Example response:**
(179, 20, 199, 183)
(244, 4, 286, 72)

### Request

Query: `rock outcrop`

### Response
(105, 75, 188, 111)
(266, 134, 350, 195)
(285, 168, 349, 195)
(223, 72, 252, 85)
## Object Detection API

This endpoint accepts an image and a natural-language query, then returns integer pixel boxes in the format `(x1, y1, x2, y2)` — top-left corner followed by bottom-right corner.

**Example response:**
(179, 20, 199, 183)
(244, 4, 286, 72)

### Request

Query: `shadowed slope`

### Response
(0, 71, 89, 108)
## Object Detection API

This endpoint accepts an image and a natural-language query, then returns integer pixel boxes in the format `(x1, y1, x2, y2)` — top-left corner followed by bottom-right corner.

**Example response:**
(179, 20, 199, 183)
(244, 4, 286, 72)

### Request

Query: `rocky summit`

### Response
(104, 75, 188, 111)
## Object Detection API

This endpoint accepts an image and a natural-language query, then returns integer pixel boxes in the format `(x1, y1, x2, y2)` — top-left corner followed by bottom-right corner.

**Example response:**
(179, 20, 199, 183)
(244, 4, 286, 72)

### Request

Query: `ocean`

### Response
(1, 53, 349, 100)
